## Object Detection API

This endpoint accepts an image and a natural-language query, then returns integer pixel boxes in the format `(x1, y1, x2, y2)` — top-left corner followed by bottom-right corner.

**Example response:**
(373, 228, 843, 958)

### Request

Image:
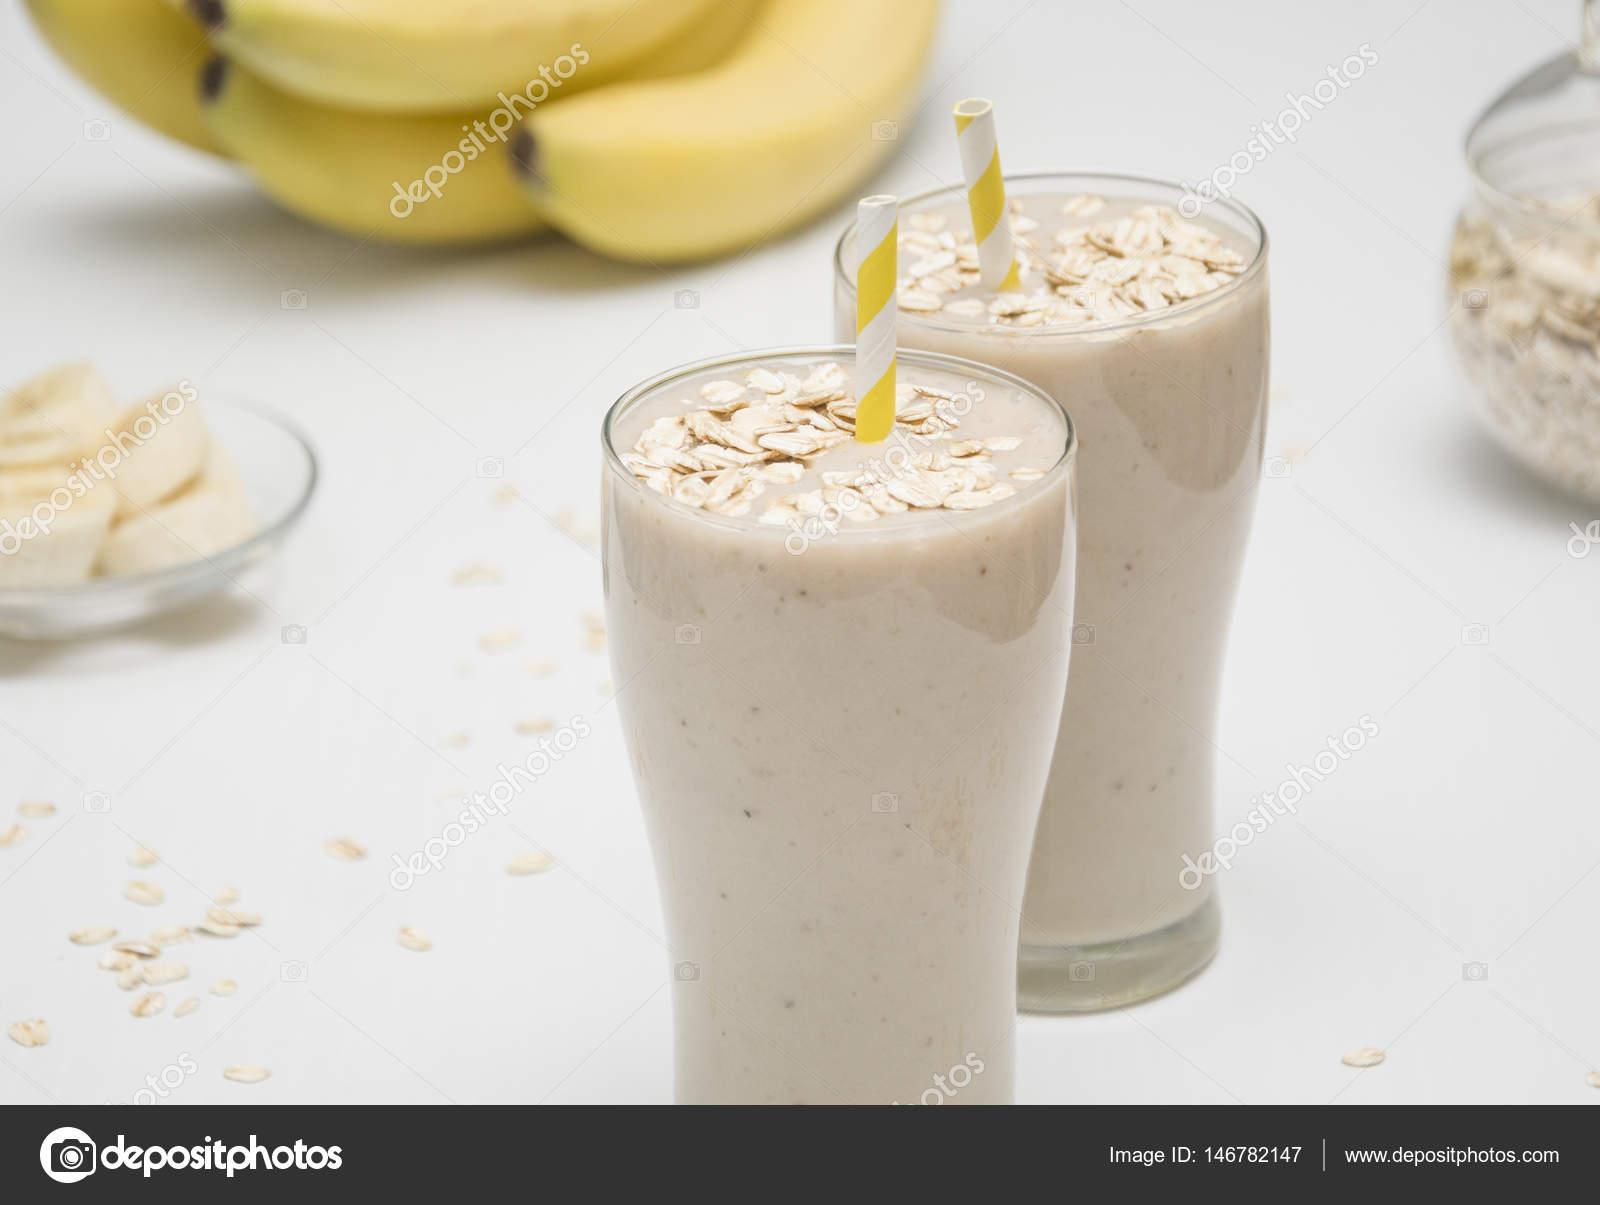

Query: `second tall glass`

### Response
(835, 172, 1270, 1010)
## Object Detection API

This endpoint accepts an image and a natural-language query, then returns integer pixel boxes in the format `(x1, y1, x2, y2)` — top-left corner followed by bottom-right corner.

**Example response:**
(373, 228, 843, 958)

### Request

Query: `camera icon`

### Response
(1462, 288, 1489, 310)
(280, 623, 307, 645)
(476, 456, 504, 479)
(1462, 961, 1489, 982)
(82, 791, 111, 814)
(280, 288, 308, 310)
(41, 1128, 97, 1183)
(674, 961, 700, 982)
(1068, 960, 1096, 982)
(280, 960, 309, 982)
(870, 792, 899, 813)
(1263, 456, 1292, 479)
(674, 624, 701, 645)
(1460, 623, 1490, 646)
(1071, 623, 1096, 646)
(82, 119, 111, 142)
(871, 120, 899, 141)
(673, 289, 700, 310)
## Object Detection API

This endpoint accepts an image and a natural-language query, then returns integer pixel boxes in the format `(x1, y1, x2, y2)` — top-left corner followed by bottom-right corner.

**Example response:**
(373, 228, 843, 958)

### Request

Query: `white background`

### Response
(1, 0, 1597, 1106)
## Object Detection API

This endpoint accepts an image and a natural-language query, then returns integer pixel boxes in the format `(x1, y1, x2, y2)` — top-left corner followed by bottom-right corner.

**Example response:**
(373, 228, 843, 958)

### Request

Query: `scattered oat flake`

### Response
(442, 731, 471, 749)
(479, 627, 521, 651)
(1585, 1070, 1600, 1089)
(1341, 1047, 1385, 1069)
(151, 925, 190, 944)
(211, 979, 238, 997)
(198, 920, 240, 938)
(17, 801, 54, 818)
(326, 838, 366, 861)
(492, 483, 521, 506)
(129, 845, 159, 867)
(515, 716, 555, 735)
(116, 966, 144, 990)
(0, 824, 26, 849)
(142, 963, 188, 986)
(207, 905, 261, 927)
(98, 950, 136, 971)
(113, 940, 160, 958)
(69, 926, 116, 946)
(131, 992, 166, 1018)
(506, 850, 554, 876)
(7, 1019, 48, 1047)
(453, 562, 503, 586)
(223, 1065, 270, 1084)
(524, 658, 557, 678)
(397, 927, 432, 952)
(597, 680, 613, 694)
(124, 881, 164, 906)
(174, 997, 201, 1018)
(215, 887, 240, 906)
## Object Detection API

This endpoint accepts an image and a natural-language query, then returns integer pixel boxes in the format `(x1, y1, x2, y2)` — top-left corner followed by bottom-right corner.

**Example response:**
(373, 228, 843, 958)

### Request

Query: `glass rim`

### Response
(1463, 49, 1600, 234)
(601, 344, 1076, 536)
(831, 169, 1269, 337)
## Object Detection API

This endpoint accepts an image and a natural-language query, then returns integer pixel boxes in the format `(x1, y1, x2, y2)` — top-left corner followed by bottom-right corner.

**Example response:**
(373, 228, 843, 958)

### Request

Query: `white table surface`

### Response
(1, 0, 1596, 1106)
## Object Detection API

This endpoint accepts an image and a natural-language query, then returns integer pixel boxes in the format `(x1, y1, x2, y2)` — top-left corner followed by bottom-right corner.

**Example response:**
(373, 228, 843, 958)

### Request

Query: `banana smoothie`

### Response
(835, 174, 1269, 1010)
(603, 347, 1076, 1104)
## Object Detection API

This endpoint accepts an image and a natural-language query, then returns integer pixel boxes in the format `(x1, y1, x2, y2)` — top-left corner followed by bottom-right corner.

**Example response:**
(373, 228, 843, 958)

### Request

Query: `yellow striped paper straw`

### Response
(953, 97, 1021, 291)
(853, 194, 898, 444)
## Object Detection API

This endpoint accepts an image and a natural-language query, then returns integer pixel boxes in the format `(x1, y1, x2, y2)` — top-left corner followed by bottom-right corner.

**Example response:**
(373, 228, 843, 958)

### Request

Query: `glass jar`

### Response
(1450, 28, 1600, 500)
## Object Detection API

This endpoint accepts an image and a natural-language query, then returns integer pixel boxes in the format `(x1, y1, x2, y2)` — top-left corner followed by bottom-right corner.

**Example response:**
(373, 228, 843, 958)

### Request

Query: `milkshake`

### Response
(603, 347, 1076, 1103)
(835, 173, 1269, 1010)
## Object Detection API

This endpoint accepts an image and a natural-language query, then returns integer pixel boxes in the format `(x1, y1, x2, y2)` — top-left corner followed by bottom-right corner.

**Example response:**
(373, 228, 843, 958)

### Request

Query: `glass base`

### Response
(1017, 895, 1220, 1013)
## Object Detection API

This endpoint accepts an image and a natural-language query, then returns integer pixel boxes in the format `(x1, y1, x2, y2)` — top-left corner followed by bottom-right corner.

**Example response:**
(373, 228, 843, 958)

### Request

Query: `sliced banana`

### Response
(101, 387, 209, 517)
(0, 362, 120, 468)
(96, 446, 257, 578)
(0, 465, 116, 588)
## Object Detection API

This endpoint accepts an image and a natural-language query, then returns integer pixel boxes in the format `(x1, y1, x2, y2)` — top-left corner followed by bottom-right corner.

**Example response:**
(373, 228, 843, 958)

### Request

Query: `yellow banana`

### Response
(23, 0, 224, 155)
(178, 0, 723, 113)
(511, 0, 940, 262)
(199, 58, 545, 245)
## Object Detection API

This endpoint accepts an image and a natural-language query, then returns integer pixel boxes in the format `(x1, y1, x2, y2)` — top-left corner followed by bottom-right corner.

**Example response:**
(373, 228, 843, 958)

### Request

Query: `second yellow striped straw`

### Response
(953, 97, 1021, 291)
(853, 194, 898, 444)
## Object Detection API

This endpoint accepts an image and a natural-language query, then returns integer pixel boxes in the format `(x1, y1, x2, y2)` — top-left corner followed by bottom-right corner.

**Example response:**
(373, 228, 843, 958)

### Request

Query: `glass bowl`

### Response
(0, 398, 316, 639)
(1449, 41, 1600, 500)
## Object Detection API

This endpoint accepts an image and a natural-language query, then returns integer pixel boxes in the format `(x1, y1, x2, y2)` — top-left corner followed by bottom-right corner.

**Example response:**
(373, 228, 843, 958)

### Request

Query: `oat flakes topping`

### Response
(895, 197, 1247, 327)
(623, 362, 1029, 519)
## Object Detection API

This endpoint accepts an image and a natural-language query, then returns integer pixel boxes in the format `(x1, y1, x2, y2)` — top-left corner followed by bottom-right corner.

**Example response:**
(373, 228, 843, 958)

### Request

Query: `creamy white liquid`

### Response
(603, 351, 1075, 1102)
(836, 192, 1269, 950)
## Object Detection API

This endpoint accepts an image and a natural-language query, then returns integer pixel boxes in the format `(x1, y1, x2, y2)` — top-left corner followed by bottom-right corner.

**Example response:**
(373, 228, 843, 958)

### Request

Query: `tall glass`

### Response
(603, 346, 1076, 1102)
(835, 173, 1270, 1010)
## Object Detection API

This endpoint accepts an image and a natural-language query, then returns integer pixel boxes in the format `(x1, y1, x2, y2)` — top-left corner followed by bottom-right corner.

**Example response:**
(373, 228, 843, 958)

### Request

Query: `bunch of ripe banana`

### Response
(23, 0, 940, 260)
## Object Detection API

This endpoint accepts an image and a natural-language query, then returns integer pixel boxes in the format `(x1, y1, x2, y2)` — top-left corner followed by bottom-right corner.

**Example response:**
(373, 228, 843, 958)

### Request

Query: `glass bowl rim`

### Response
(0, 396, 318, 604)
